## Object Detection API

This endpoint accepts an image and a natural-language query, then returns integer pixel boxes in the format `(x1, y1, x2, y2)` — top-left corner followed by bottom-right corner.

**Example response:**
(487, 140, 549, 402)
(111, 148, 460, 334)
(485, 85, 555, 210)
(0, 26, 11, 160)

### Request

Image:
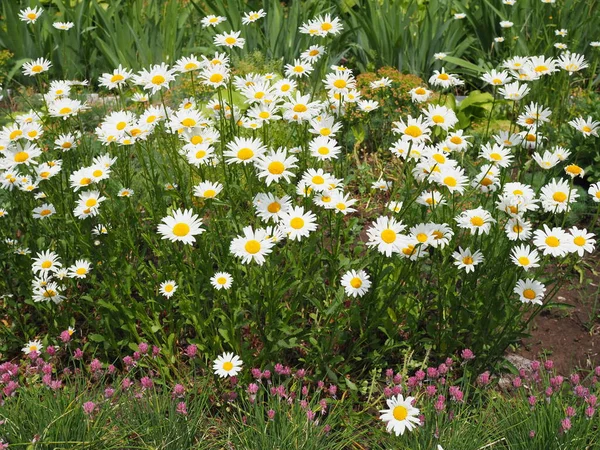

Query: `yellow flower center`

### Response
(268, 161, 284, 174)
(27, 12, 37, 19)
(432, 115, 445, 124)
(209, 73, 223, 83)
(9, 130, 22, 140)
(545, 236, 560, 247)
(146, 115, 157, 124)
(566, 165, 582, 175)
(40, 209, 52, 216)
(290, 217, 304, 229)
(523, 289, 536, 300)
(518, 256, 530, 266)
(416, 233, 428, 243)
(336, 203, 346, 210)
(309, 49, 319, 56)
(471, 216, 485, 227)
(93, 170, 103, 177)
(350, 277, 362, 288)
(85, 198, 98, 208)
(404, 125, 422, 137)
(217, 277, 227, 285)
(182, 118, 196, 127)
(574, 236, 586, 246)
(14, 151, 29, 163)
(321, 22, 333, 31)
(438, 73, 449, 80)
(225, 37, 236, 45)
(151, 75, 166, 85)
(245, 240, 261, 254)
(333, 79, 347, 89)
(165, 284, 174, 292)
(110, 74, 124, 83)
(259, 111, 270, 119)
(267, 202, 281, 213)
(489, 153, 502, 161)
(237, 148, 254, 160)
(449, 136, 462, 145)
(43, 290, 56, 298)
(223, 361, 234, 371)
(293, 104, 307, 113)
(116, 121, 127, 131)
(203, 189, 216, 198)
(553, 192, 567, 202)
(381, 229, 396, 244)
(191, 135, 203, 145)
(312, 175, 325, 185)
(59, 107, 72, 115)
(492, 78, 502, 85)
(393, 405, 408, 421)
(443, 176, 457, 187)
(184, 62, 197, 71)
(280, 84, 291, 92)
(172, 223, 190, 237)
(41, 261, 52, 269)
(432, 154, 446, 164)
(31, 65, 43, 73)
(195, 150, 206, 159)
(462, 256, 473, 265)
(27, 130, 38, 138)
(582, 125, 592, 133)
(76, 267, 87, 275)
(415, 88, 426, 95)
(534, 65, 548, 73)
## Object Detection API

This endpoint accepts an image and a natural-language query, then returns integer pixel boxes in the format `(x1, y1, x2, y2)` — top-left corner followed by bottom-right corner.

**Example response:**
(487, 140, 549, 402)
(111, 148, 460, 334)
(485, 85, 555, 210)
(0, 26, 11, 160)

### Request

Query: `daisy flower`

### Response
(358, 100, 380, 112)
(533, 225, 574, 257)
(68, 260, 92, 279)
(193, 181, 223, 199)
(201, 15, 226, 27)
(340, 269, 371, 298)
(429, 223, 454, 248)
(284, 59, 314, 78)
(569, 227, 596, 257)
(157, 209, 204, 245)
(539, 178, 579, 213)
(211, 272, 233, 290)
(514, 279, 546, 305)
(224, 136, 267, 165)
(230, 226, 275, 265)
(564, 164, 584, 179)
(446, 130, 471, 152)
(479, 143, 513, 167)
(324, 70, 356, 95)
(53, 22, 74, 30)
(312, 14, 343, 36)
(160, 280, 178, 298)
(588, 182, 600, 202)
(32, 250, 62, 275)
(22, 339, 43, 355)
(568, 116, 599, 137)
(392, 115, 431, 143)
(505, 217, 533, 241)
(532, 150, 559, 169)
(22, 58, 52, 76)
(423, 105, 458, 130)
(429, 68, 463, 88)
(455, 207, 496, 235)
(32, 204, 56, 219)
(214, 31, 245, 48)
(499, 81, 530, 100)
(279, 206, 318, 241)
(481, 69, 511, 86)
(133, 63, 177, 94)
(242, 9, 266, 25)
(253, 192, 292, 222)
(366, 216, 408, 257)
(409, 86, 432, 103)
(510, 244, 540, 271)
(452, 247, 484, 273)
(213, 352, 243, 378)
(19, 6, 43, 24)
(434, 166, 468, 194)
(200, 65, 229, 88)
(331, 192, 357, 215)
(98, 64, 133, 89)
(301, 45, 326, 62)
(379, 395, 420, 436)
(557, 53, 588, 74)
(255, 148, 298, 186)
(48, 98, 84, 120)
(118, 188, 134, 197)
(282, 92, 321, 122)
(174, 55, 204, 73)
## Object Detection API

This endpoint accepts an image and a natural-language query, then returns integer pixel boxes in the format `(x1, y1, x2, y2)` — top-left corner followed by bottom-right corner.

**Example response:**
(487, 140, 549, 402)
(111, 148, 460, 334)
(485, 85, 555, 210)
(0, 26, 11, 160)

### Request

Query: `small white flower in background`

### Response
(379, 394, 420, 436)
(159, 280, 178, 298)
(500, 21, 513, 28)
(201, 15, 226, 28)
(341, 269, 372, 298)
(434, 52, 448, 60)
(242, 9, 266, 25)
(22, 339, 43, 354)
(53, 22, 74, 30)
(555, 28, 568, 37)
(494, 37, 505, 43)
(454, 13, 466, 19)
(19, 6, 43, 24)
(213, 352, 243, 378)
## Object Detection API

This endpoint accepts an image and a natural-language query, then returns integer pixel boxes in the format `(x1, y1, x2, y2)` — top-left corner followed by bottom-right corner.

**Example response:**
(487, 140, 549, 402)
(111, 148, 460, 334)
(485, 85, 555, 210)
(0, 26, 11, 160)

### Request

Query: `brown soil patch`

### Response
(517, 255, 600, 374)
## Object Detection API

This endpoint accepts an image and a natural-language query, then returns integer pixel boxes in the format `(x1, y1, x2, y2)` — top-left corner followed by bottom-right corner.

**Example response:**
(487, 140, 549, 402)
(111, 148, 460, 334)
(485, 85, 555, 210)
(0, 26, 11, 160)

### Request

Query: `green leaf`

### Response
(89, 334, 105, 342)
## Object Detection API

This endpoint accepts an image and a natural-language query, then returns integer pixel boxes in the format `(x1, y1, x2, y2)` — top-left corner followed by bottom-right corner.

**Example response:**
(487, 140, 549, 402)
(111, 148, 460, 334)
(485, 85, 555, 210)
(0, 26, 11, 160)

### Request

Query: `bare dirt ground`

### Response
(517, 255, 600, 375)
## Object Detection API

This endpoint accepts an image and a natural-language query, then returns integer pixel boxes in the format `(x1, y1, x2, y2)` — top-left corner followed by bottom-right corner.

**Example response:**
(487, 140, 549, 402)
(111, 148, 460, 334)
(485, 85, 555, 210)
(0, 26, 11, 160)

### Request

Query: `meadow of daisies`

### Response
(1, 0, 600, 448)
